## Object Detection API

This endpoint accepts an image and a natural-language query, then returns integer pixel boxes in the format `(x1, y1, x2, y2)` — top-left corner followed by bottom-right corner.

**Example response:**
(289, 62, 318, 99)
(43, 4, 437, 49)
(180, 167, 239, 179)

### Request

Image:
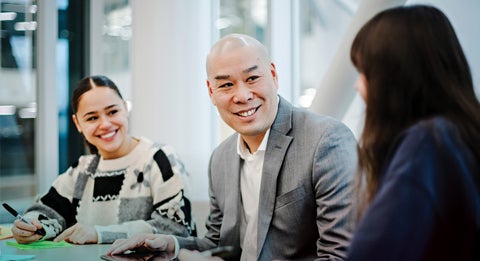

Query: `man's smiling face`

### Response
(207, 44, 279, 146)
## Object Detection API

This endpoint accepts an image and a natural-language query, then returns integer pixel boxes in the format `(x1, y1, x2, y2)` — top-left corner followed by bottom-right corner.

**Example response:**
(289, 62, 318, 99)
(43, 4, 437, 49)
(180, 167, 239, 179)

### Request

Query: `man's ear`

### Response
(206, 79, 216, 106)
(270, 62, 279, 91)
(72, 114, 82, 133)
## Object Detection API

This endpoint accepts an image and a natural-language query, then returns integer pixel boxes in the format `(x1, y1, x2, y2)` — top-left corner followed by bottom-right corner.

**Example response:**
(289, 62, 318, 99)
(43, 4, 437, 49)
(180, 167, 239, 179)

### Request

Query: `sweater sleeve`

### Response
(148, 146, 195, 236)
(23, 159, 87, 240)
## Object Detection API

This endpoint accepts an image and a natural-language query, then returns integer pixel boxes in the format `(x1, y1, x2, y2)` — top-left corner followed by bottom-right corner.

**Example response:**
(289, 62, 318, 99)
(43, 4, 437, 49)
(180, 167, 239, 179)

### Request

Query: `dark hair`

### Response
(71, 75, 124, 154)
(350, 5, 480, 216)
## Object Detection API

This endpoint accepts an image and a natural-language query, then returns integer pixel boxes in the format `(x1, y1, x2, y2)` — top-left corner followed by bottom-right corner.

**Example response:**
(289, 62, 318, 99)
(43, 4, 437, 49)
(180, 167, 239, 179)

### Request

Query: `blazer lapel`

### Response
(257, 97, 293, 256)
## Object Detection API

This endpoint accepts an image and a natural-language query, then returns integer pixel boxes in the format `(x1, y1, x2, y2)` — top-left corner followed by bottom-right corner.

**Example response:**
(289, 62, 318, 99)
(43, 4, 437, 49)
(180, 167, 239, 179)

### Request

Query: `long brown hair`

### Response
(350, 5, 480, 218)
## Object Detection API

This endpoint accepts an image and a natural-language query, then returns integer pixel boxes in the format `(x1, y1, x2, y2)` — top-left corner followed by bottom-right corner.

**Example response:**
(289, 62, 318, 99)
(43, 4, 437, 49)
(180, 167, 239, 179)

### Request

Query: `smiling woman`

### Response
(71, 77, 134, 159)
(10, 75, 196, 245)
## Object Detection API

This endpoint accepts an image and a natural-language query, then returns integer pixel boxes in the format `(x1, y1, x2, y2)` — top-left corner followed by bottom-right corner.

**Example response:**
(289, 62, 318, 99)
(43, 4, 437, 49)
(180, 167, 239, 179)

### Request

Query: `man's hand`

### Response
(54, 223, 98, 244)
(106, 233, 175, 256)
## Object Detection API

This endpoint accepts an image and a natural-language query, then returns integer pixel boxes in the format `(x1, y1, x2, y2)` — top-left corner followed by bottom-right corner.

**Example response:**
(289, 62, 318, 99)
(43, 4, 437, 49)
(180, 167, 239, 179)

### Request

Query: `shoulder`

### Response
(384, 117, 476, 181)
(137, 138, 188, 180)
(289, 105, 352, 136)
(392, 117, 464, 156)
(53, 154, 99, 187)
(67, 154, 99, 172)
(377, 117, 479, 217)
(211, 133, 238, 156)
(134, 137, 179, 160)
(289, 107, 357, 152)
(276, 96, 349, 133)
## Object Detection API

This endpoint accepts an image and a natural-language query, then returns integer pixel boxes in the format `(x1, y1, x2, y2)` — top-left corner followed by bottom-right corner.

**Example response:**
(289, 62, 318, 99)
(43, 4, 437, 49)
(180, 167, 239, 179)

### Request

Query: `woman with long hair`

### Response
(347, 5, 480, 260)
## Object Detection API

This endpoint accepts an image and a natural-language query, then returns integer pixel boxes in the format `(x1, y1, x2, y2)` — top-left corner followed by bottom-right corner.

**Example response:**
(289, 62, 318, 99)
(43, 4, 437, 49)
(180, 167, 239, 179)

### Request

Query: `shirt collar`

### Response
(236, 128, 271, 160)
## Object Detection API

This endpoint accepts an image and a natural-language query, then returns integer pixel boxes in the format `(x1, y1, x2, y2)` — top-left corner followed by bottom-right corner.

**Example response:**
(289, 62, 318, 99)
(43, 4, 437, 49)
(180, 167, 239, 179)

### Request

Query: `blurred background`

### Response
(1, 0, 479, 224)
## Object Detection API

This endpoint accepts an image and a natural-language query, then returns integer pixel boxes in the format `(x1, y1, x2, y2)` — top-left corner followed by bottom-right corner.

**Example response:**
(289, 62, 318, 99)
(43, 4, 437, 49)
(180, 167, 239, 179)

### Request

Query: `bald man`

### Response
(107, 34, 357, 261)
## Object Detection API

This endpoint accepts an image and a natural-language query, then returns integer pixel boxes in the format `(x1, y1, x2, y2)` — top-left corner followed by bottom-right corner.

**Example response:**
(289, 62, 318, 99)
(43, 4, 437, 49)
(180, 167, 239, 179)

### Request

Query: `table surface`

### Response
(1, 238, 113, 261)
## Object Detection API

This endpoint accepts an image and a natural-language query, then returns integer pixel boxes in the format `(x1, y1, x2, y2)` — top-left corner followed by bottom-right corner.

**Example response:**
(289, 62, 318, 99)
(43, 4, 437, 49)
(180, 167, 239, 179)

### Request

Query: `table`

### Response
(0, 238, 112, 260)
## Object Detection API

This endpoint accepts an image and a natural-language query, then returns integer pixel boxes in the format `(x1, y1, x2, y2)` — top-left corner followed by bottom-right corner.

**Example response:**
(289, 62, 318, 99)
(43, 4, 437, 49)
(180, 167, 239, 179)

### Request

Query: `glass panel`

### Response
(218, 0, 267, 42)
(0, 0, 37, 222)
(101, 0, 131, 99)
(297, 0, 358, 108)
(57, 0, 70, 173)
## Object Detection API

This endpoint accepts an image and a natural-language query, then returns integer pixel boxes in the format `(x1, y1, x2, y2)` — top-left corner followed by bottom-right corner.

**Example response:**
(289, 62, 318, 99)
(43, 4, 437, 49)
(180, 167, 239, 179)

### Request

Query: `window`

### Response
(297, 0, 358, 108)
(0, 0, 38, 221)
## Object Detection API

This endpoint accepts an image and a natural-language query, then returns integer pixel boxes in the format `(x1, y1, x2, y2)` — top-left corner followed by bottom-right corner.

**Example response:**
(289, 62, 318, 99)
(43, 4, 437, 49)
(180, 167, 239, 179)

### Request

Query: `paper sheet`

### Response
(0, 226, 13, 240)
(7, 240, 73, 250)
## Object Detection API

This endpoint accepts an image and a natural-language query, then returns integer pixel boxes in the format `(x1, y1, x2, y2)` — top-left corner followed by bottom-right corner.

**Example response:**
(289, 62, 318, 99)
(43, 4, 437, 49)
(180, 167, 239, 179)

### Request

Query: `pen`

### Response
(2, 203, 31, 224)
(2, 203, 46, 236)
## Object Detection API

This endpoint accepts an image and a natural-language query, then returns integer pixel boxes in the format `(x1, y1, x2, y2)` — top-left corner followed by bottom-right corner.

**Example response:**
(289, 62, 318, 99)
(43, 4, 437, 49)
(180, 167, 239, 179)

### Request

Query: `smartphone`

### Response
(100, 252, 169, 261)
(200, 246, 235, 259)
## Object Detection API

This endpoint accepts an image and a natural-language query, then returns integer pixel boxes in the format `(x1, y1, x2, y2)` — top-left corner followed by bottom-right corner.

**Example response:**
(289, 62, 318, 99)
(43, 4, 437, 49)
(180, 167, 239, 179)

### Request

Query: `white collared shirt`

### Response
(237, 128, 270, 261)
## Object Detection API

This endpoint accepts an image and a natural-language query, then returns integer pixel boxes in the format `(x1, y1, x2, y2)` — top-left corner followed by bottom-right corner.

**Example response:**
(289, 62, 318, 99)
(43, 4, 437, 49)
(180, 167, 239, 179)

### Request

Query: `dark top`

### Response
(347, 117, 480, 261)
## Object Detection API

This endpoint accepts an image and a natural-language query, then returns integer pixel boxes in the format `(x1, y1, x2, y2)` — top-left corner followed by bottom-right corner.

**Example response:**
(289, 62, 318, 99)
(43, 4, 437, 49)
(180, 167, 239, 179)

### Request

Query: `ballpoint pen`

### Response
(2, 203, 46, 236)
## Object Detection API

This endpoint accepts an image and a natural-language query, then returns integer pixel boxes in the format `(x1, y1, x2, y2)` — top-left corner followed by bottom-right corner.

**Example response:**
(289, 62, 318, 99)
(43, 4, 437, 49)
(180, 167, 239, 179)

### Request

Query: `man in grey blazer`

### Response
(107, 34, 357, 261)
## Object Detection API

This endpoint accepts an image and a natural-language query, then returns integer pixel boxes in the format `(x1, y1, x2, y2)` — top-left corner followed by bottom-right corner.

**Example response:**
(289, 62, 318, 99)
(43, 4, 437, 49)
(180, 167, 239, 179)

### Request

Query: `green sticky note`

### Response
(0, 254, 35, 261)
(7, 240, 73, 250)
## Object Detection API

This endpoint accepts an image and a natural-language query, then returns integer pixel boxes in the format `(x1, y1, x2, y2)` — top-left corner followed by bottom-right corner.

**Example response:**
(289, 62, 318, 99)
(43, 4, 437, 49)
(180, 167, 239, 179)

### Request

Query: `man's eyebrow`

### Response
(243, 65, 258, 74)
(213, 65, 259, 80)
(214, 74, 230, 80)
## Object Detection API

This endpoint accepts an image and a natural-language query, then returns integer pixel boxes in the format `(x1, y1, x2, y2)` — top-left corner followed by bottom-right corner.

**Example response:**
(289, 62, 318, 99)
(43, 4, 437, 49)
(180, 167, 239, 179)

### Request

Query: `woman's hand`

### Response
(11, 219, 44, 244)
(54, 223, 98, 244)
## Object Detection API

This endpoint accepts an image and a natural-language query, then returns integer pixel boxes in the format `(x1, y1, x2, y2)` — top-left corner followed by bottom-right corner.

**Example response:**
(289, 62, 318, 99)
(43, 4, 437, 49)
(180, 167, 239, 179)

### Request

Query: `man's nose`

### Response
(232, 82, 253, 103)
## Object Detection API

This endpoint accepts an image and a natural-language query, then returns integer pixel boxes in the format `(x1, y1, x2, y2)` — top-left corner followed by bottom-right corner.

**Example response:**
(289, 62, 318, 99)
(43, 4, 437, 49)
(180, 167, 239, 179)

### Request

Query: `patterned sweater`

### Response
(24, 137, 196, 243)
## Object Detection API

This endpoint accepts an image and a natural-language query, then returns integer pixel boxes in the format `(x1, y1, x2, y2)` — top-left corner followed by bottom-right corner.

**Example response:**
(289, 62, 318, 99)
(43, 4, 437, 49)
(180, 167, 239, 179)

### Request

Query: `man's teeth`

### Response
(101, 131, 115, 139)
(238, 108, 256, 117)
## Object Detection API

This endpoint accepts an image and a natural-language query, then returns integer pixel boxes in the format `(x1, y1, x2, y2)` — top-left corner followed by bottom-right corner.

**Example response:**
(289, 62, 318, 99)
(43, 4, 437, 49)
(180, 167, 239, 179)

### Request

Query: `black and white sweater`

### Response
(24, 137, 196, 243)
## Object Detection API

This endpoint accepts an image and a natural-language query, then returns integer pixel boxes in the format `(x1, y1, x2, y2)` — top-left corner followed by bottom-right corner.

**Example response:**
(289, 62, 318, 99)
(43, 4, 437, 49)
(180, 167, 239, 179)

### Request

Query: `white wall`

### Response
(309, 0, 407, 121)
(130, 0, 217, 201)
(408, 0, 480, 98)
(311, 0, 480, 137)
(36, 0, 59, 194)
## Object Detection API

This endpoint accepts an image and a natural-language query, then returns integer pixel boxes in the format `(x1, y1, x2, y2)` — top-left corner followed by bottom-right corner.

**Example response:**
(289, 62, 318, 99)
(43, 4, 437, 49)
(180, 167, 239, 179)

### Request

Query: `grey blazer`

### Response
(178, 96, 357, 261)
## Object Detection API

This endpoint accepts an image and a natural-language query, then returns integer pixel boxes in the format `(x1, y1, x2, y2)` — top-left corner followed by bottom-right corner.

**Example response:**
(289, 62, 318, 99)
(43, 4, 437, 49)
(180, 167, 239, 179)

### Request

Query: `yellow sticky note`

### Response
(0, 225, 13, 240)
